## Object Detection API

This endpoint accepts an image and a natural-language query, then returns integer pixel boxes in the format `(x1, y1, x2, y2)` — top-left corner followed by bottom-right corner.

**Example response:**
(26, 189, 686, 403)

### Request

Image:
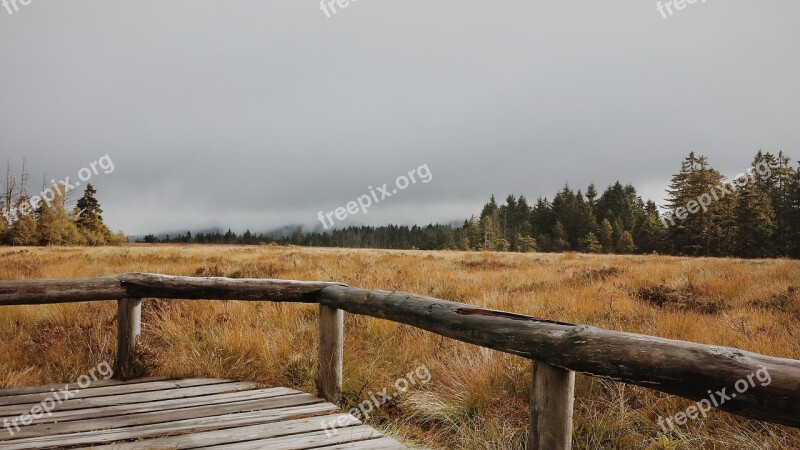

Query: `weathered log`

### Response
(0, 276, 127, 305)
(529, 362, 575, 450)
(115, 298, 142, 378)
(119, 273, 347, 302)
(316, 305, 344, 403)
(0, 273, 345, 305)
(318, 286, 800, 428)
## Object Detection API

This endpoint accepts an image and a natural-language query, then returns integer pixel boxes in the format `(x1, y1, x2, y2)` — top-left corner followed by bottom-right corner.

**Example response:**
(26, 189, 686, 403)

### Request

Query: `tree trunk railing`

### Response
(1, 273, 799, 450)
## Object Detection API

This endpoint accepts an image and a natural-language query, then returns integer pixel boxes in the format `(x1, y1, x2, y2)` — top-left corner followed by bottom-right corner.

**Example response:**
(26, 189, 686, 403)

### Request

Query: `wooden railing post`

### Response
(116, 298, 142, 378)
(317, 304, 343, 403)
(528, 361, 576, 450)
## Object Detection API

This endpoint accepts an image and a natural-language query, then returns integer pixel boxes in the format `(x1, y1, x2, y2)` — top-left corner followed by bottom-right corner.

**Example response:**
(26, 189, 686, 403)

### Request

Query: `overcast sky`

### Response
(1, 1, 798, 235)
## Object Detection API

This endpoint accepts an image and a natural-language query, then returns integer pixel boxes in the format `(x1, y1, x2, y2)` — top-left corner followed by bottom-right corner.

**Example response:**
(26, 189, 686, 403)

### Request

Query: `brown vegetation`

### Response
(1, 245, 799, 449)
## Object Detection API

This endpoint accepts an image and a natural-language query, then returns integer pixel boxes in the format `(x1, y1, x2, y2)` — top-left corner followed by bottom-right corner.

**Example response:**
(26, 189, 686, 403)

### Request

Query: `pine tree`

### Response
(223, 229, 236, 244)
(598, 218, 614, 252)
(634, 201, 666, 253)
(663, 153, 696, 254)
(551, 185, 592, 250)
(709, 189, 738, 257)
(735, 179, 776, 258)
(582, 232, 603, 254)
(464, 216, 482, 250)
(493, 238, 510, 252)
(480, 216, 498, 250)
(663, 153, 727, 256)
(37, 190, 84, 245)
(531, 197, 555, 239)
(789, 165, 800, 258)
(480, 195, 501, 242)
(597, 182, 636, 232)
(516, 196, 533, 237)
(501, 195, 517, 245)
(9, 214, 38, 246)
(75, 184, 111, 245)
(0, 217, 7, 244)
(551, 221, 568, 252)
(611, 218, 624, 250)
(586, 183, 598, 211)
(515, 233, 537, 252)
(765, 152, 794, 256)
(617, 231, 636, 254)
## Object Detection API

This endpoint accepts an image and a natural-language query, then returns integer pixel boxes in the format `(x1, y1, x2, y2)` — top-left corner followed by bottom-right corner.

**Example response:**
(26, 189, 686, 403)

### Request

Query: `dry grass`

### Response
(1, 245, 799, 449)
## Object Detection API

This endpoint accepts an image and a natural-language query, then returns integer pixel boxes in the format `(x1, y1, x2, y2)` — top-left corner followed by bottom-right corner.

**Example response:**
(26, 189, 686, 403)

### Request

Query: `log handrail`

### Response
(1, 273, 799, 450)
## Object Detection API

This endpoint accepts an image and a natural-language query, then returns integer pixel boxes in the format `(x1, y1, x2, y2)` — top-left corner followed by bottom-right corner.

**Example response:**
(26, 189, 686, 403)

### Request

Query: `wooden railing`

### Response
(1, 273, 799, 450)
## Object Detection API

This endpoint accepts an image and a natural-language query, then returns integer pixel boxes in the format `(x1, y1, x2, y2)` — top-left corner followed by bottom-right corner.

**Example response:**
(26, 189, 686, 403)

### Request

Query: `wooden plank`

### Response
(0, 376, 168, 397)
(200, 425, 382, 450)
(0, 381, 256, 417)
(116, 298, 142, 377)
(5, 392, 325, 440)
(313, 438, 408, 449)
(87, 415, 367, 450)
(8, 403, 343, 449)
(0, 387, 296, 425)
(0, 378, 235, 407)
(317, 304, 344, 403)
(528, 362, 575, 450)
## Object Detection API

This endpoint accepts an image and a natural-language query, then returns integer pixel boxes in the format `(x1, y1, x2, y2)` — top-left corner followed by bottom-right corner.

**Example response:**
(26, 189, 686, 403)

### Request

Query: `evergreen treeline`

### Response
(9, 150, 798, 257)
(141, 224, 462, 251)
(144, 151, 800, 259)
(1, 162, 124, 246)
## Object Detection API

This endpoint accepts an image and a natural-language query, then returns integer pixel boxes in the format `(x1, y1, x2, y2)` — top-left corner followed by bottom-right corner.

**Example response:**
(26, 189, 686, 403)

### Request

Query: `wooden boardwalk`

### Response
(0, 378, 407, 449)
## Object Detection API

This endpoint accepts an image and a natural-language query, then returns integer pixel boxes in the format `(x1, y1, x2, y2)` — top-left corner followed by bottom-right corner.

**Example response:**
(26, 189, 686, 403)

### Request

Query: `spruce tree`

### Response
(515, 233, 537, 252)
(789, 165, 800, 258)
(75, 184, 111, 245)
(586, 183, 598, 211)
(37, 191, 85, 246)
(464, 216, 482, 250)
(766, 152, 794, 256)
(531, 198, 555, 236)
(634, 201, 666, 253)
(480, 216, 498, 250)
(9, 214, 38, 246)
(598, 218, 614, 253)
(582, 232, 603, 254)
(664, 153, 727, 256)
(0, 216, 6, 244)
(617, 231, 637, 254)
(735, 178, 776, 257)
(551, 221, 568, 252)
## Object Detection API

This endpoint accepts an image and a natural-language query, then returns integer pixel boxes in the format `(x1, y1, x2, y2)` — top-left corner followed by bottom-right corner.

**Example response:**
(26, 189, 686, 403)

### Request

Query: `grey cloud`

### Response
(0, 0, 798, 235)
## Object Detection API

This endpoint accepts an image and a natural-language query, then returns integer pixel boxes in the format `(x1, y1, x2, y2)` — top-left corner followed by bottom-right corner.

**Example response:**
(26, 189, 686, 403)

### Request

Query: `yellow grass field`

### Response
(1, 245, 799, 449)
